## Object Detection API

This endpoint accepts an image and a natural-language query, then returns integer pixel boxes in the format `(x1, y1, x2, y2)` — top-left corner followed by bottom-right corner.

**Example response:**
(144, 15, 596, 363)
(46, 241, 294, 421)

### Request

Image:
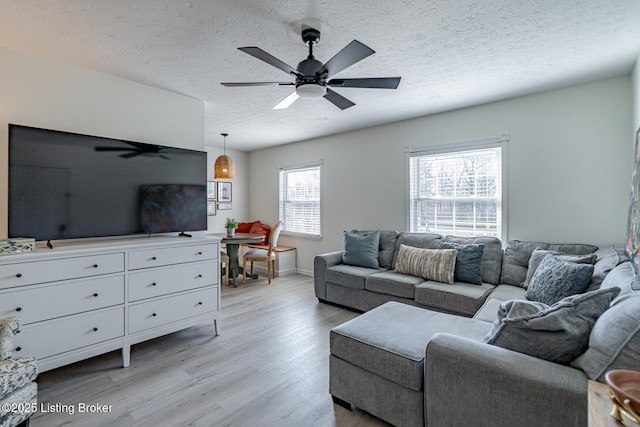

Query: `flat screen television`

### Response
(8, 124, 208, 242)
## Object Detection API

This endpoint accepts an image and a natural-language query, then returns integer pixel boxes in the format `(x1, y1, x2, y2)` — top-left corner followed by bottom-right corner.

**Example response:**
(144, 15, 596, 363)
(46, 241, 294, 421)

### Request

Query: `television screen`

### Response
(8, 124, 207, 241)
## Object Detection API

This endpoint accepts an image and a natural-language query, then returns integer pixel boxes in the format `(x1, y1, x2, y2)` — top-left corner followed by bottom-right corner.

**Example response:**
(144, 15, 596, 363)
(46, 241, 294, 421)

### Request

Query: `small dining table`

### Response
(209, 232, 265, 287)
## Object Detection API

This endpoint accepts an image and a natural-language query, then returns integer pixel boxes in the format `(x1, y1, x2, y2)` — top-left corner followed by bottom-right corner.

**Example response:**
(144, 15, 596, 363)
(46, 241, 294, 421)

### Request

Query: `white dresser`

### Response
(0, 235, 221, 372)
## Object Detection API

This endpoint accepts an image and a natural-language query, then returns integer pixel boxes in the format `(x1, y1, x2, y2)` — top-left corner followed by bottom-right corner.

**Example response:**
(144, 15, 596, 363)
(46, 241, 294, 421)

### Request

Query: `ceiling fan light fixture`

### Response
(296, 83, 327, 98)
(214, 133, 235, 180)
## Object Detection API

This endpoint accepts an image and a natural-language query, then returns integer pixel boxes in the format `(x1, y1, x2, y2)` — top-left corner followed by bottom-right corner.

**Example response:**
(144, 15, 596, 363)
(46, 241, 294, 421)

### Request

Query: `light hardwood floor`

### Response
(31, 274, 391, 427)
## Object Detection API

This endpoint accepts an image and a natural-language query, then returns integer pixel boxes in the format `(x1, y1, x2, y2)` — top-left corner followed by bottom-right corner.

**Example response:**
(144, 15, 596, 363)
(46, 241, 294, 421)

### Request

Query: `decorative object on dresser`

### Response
(0, 317, 38, 427)
(0, 238, 35, 256)
(0, 236, 221, 373)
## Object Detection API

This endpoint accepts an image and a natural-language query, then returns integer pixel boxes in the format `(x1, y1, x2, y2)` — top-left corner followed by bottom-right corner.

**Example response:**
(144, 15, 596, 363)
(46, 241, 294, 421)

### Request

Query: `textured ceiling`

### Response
(1, 0, 640, 151)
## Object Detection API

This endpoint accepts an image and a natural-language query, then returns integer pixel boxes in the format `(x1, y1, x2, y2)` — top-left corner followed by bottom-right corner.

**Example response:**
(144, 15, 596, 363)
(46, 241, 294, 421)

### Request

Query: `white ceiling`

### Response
(1, 0, 640, 151)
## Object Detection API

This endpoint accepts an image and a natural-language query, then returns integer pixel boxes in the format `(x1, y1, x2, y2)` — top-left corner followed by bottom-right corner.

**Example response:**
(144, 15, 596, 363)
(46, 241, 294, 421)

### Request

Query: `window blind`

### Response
(409, 145, 503, 238)
(278, 162, 322, 237)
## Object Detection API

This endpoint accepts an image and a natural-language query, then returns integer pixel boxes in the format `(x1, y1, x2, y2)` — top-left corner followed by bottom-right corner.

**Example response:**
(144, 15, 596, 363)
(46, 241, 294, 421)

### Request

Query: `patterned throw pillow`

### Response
(439, 242, 484, 285)
(526, 254, 594, 305)
(395, 244, 457, 284)
(522, 248, 597, 289)
(484, 287, 620, 363)
(0, 317, 21, 360)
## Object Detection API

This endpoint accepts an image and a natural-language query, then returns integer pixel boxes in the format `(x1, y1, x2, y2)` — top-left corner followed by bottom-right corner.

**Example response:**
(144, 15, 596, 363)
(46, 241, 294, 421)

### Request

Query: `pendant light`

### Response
(214, 133, 235, 180)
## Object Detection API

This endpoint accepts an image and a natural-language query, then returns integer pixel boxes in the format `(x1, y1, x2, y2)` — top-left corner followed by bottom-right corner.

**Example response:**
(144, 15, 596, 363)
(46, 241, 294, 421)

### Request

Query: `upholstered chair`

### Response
(242, 221, 283, 284)
(0, 317, 38, 427)
(220, 251, 230, 286)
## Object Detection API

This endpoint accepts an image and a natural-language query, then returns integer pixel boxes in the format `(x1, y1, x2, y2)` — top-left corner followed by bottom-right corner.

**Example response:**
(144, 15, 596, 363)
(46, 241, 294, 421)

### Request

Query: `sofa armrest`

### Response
(314, 251, 344, 300)
(425, 333, 588, 427)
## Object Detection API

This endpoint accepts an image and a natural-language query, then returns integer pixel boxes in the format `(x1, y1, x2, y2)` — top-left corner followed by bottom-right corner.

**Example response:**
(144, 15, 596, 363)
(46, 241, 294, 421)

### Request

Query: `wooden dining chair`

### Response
(242, 221, 283, 284)
(220, 251, 230, 286)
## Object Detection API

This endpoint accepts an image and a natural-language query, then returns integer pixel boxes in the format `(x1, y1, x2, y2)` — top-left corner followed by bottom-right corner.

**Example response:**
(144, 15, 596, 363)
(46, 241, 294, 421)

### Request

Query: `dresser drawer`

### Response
(128, 243, 217, 270)
(0, 275, 125, 324)
(129, 287, 218, 334)
(0, 253, 125, 289)
(128, 261, 217, 302)
(13, 307, 124, 360)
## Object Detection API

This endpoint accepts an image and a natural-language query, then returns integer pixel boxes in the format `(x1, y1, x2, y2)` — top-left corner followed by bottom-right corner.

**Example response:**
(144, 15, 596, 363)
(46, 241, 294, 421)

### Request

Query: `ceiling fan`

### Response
(95, 142, 170, 159)
(221, 28, 401, 110)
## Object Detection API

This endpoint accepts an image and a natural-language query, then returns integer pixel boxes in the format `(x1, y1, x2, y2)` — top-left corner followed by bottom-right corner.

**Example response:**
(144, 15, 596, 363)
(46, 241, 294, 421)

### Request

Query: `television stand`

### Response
(179, 232, 192, 238)
(46, 240, 53, 249)
(0, 235, 221, 372)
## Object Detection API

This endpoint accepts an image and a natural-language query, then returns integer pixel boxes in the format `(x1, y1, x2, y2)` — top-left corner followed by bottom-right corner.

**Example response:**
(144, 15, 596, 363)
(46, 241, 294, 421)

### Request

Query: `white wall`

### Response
(205, 147, 250, 232)
(0, 46, 205, 238)
(248, 76, 633, 274)
(633, 54, 640, 132)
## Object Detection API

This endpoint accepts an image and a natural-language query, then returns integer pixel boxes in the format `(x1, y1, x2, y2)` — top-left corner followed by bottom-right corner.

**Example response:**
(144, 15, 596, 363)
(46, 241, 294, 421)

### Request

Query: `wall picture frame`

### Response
(207, 200, 216, 216)
(217, 203, 232, 210)
(207, 181, 216, 200)
(217, 181, 232, 202)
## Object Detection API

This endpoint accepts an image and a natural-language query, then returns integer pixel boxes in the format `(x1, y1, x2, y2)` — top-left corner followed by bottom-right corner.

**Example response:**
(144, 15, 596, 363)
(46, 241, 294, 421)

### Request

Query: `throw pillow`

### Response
(483, 287, 621, 363)
(526, 254, 595, 305)
(249, 222, 271, 246)
(342, 230, 380, 269)
(522, 248, 597, 289)
(395, 244, 457, 284)
(439, 242, 484, 285)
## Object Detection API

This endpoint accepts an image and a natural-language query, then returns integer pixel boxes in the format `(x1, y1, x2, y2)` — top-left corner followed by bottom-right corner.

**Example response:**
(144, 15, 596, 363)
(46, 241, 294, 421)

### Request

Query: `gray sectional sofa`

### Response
(314, 231, 640, 427)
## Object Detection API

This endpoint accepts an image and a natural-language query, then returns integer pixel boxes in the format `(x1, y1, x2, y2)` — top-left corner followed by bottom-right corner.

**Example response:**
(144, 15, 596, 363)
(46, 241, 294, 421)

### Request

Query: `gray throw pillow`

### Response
(483, 287, 621, 363)
(526, 254, 594, 305)
(439, 242, 484, 285)
(342, 230, 380, 269)
(522, 249, 597, 289)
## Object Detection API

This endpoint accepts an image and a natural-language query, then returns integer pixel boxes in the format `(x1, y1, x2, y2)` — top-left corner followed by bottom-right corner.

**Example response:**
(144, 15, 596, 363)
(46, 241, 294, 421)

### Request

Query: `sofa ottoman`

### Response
(329, 301, 492, 427)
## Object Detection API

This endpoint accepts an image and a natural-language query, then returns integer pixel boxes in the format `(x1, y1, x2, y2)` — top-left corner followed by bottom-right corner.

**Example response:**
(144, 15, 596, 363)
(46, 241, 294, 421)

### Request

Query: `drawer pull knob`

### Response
(93, 327, 98, 332)
(152, 313, 157, 317)
(16, 273, 22, 278)
(198, 302, 203, 305)
(15, 346, 21, 352)
(197, 274, 203, 278)
(93, 293, 99, 297)
(197, 251, 203, 255)
(16, 307, 22, 312)
(151, 282, 157, 286)
(152, 257, 157, 261)
(93, 264, 98, 268)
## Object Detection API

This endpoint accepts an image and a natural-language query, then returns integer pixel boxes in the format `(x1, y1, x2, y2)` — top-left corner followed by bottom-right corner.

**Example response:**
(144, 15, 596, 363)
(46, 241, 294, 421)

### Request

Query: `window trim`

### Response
(405, 134, 509, 242)
(278, 159, 323, 239)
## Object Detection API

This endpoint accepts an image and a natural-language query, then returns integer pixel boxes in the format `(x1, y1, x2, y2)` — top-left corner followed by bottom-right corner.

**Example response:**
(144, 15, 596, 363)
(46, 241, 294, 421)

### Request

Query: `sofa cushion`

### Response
(415, 281, 496, 317)
(395, 245, 456, 284)
(330, 301, 492, 391)
(587, 246, 628, 291)
(599, 261, 639, 302)
(484, 287, 620, 363)
(342, 230, 380, 269)
(439, 242, 484, 285)
(0, 356, 38, 399)
(523, 249, 597, 289)
(365, 271, 425, 299)
(500, 240, 598, 288)
(473, 285, 528, 323)
(325, 264, 380, 290)
(351, 230, 399, 269)
(526, 254, 594, 305)
(443, 235, 503, 285)
(392, 232, 441, 269)
(571, 294, 640, 382)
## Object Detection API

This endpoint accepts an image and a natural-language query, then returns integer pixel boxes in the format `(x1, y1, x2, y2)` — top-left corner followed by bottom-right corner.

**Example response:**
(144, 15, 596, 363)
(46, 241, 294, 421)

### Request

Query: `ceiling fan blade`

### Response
(316, 40, 375, 78)
(273, 91, 300, 110)
(221, 82, 294, 87)
(238, 47, 300, 77)
(328, 77, 401, 89)
(323, 88, 355, 110)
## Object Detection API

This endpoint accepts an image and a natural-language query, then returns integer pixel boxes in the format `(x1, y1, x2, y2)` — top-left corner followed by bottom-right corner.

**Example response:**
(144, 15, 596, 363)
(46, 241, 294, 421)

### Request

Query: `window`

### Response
(279, 161, 322, 238)
(408, 137, 506, 239)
